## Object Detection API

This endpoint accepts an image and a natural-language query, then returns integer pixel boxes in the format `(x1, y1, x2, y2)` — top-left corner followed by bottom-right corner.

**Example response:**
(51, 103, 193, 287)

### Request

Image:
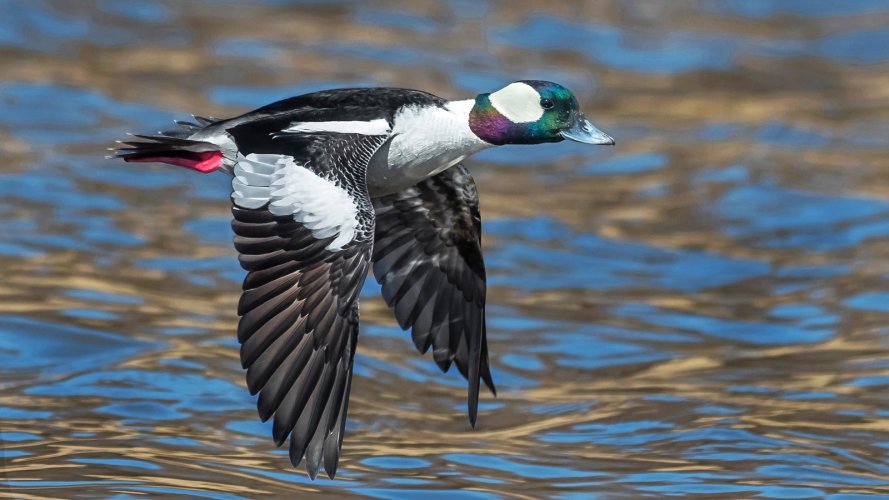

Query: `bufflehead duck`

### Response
(114, 81, 614, 479)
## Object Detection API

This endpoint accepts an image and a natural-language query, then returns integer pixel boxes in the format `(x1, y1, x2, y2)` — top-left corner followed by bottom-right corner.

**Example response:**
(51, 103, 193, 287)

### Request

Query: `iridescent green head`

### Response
(468, 80, 614, 146)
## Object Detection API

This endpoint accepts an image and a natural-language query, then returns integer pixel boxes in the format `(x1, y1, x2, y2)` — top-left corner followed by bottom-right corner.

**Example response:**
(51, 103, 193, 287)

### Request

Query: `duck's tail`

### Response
(111, 116, 225, 173)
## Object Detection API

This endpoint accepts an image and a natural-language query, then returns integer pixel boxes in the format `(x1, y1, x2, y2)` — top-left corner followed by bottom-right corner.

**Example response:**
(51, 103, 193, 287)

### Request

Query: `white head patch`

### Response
(489, 82, 544, 124)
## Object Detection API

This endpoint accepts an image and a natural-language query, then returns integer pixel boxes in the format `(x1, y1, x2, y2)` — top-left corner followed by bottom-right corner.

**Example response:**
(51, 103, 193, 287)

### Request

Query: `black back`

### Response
(220, 88, 447, 154)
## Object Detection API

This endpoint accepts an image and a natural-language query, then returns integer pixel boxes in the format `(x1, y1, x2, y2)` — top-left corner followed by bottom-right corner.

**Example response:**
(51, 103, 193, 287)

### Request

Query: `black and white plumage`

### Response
(114, 82, 613, 479)
(231, 133, 385, 479)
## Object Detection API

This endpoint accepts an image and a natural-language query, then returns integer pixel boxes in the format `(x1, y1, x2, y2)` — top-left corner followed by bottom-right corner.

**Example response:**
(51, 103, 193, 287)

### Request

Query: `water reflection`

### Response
(2, 0, 889, 497)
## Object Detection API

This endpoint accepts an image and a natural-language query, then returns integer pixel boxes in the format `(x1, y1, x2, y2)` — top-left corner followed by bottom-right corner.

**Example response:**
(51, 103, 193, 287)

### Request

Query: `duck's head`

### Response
(468, 80, 614, 146)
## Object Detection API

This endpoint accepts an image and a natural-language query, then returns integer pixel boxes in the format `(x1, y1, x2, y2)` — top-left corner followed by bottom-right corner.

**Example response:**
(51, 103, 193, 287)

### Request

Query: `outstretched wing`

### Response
(371, 163, 495, 426)
(231, 133, 387, 479)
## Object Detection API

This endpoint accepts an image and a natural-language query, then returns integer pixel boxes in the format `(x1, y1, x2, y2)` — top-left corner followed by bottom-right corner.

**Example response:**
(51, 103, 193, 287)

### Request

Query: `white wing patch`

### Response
(283, 119, 390, 135)
(489, 82, 544, 123)
(232, 154, 359, 251)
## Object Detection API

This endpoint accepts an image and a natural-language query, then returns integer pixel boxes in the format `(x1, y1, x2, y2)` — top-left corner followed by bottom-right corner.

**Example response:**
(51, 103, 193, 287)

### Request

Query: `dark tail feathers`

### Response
(111, 116, 225, 173)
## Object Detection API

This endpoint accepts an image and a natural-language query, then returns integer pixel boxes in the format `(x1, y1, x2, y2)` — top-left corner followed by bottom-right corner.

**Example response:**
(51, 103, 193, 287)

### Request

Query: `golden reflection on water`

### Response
(2, 0, 889, 497)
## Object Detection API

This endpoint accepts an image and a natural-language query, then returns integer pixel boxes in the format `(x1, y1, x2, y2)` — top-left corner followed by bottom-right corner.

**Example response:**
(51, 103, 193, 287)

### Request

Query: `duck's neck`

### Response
(366, 99, 494, 197)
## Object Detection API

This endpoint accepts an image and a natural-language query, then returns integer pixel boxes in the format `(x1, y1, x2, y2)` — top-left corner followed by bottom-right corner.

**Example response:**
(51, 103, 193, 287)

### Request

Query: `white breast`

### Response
(232, 154, 359, 251)
(366, 99, 492, 196)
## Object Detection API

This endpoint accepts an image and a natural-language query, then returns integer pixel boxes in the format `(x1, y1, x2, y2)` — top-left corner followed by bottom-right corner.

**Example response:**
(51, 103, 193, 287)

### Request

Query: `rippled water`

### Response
(3, 0, 889, 497)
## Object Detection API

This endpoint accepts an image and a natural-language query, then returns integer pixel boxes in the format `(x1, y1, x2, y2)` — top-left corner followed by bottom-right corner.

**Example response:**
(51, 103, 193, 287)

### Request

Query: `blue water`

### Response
(2, 0, 889, 497)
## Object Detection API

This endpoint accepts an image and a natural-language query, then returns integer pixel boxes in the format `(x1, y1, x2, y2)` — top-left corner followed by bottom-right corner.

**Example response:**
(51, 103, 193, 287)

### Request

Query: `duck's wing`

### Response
(230, 132, 388, 479)
(371, 163, 495, 426)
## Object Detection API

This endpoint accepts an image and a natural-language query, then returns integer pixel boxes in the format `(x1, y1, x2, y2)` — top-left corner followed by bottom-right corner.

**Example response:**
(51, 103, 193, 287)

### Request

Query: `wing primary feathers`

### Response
(290, 345, 338, 467)
(324, 363, 353, 478)
(231, 133, 385, 479)
(304, 396, 333, 480)
(372, 164, 496, 428)
(255, 324, 313, 420)
(479, 319, 496, 396)
(467, 302, 482, 428)
(273, 348, 326, 446)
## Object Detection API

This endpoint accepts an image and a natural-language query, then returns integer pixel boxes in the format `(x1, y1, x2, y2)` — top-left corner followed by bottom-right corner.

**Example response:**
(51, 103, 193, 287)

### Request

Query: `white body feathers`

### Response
(366, 99, 491, 196)
(283, 119, 391, 136)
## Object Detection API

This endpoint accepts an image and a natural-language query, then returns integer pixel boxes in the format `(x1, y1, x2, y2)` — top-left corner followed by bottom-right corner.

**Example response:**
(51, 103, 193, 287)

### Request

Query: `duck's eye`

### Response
(540, 98, 554, 110)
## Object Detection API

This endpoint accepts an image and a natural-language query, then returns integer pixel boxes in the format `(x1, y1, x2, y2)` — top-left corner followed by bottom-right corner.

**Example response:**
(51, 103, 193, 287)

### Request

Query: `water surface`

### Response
(2, 0, 889, 497)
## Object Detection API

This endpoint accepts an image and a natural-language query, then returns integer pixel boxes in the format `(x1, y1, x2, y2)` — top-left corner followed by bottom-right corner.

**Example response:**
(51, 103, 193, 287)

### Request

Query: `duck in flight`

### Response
(114, 80, 614, 479)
